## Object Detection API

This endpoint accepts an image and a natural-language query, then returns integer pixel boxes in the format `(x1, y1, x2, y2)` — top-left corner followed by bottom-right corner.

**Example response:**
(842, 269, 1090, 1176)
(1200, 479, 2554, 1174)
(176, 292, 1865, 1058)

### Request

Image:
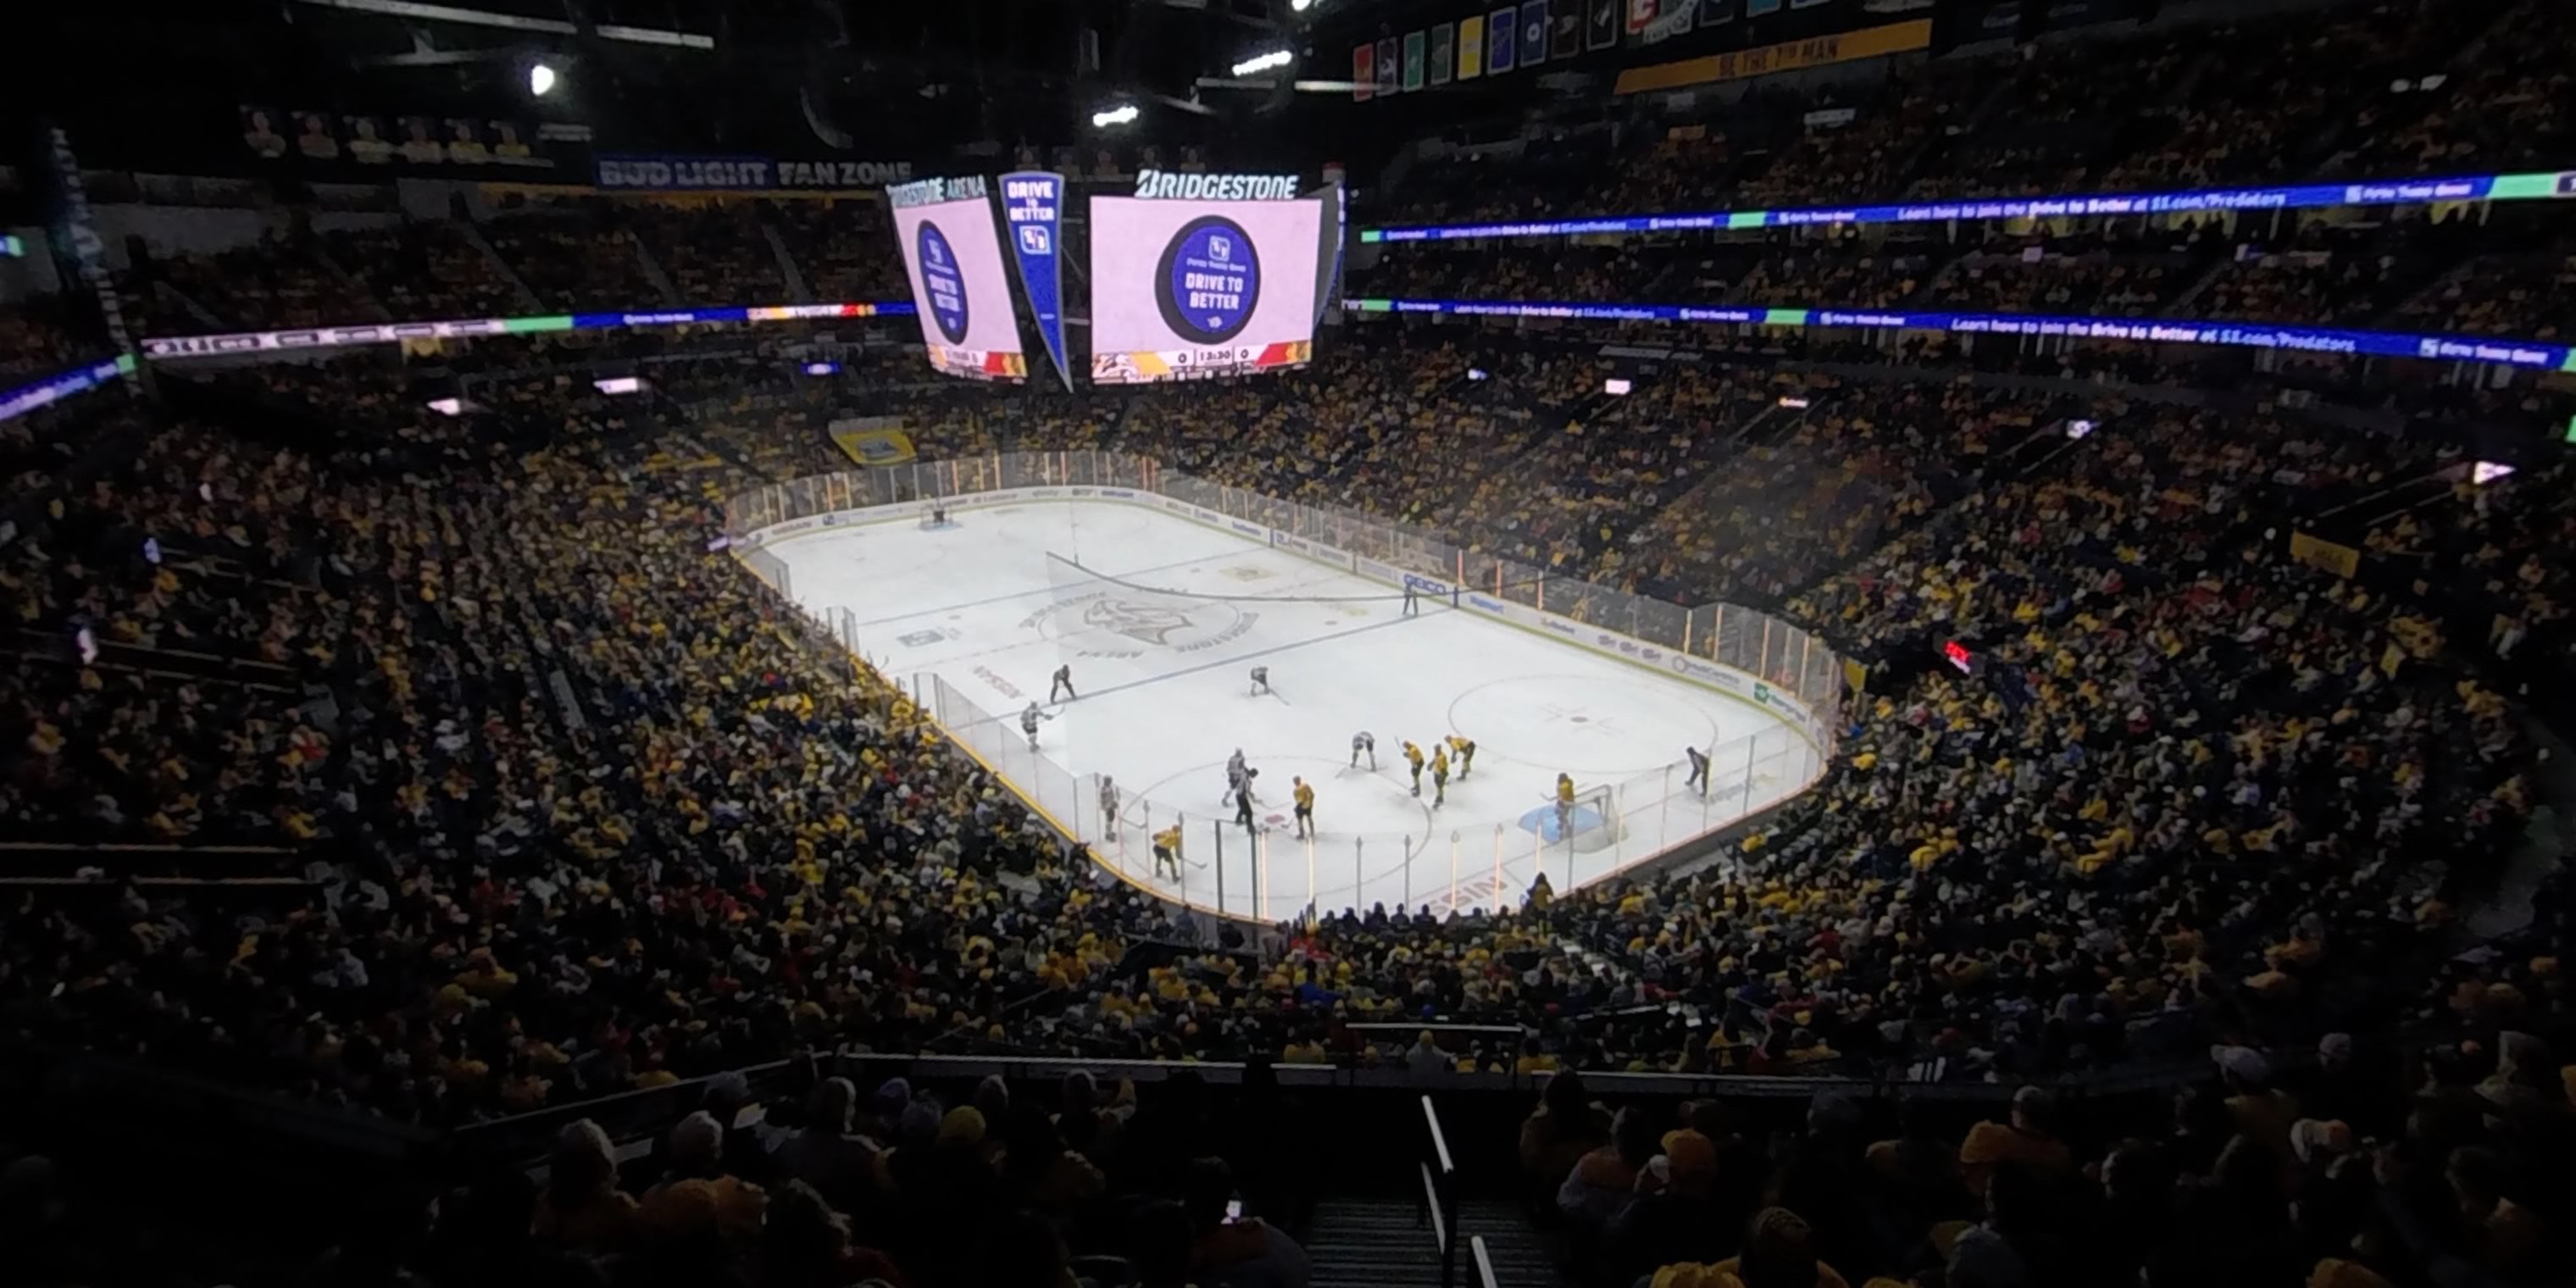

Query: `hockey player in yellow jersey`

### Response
(1152, 824, 1183, 880)
(1446, 735, 1477, 778)
(1429, 745, 1450, 807)
(1403, 741, 1426, 797)
(1292, 776, 1315, 838)
(1554, 773, 1577, 838)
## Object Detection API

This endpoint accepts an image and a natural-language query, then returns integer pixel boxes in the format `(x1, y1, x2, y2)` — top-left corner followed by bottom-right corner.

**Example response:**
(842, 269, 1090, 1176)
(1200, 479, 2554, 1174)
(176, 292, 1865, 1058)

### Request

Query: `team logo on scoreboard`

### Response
(1022, 590, 1258, 659)
(1018, 225, 1052, 254)
(1155, 214, 1262, 345)
(915, 219, 970, 345)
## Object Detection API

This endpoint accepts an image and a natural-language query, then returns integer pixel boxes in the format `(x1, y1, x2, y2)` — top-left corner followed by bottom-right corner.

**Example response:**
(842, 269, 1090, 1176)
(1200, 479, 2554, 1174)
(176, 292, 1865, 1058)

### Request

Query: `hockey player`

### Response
(1403, 741, 1426, 797)
(1685, 745, 1711, 796)
(1021, 702, 1054, 750)
(1447, 734, 1477, 778)
(1247, 665, 1272, 697)
(1224, 747, 1251, 805)
(1555, 773, 1578, 837)
(1429, 744, 1450, 808)
(1292, 776, 1315, 839)
(1350, 730, 1377, 770)
(1099, 775, 1121, 840)
(1402, 583, 1419, 616)
(1235, 781, 1257, 834)
(1050, 663, 1075, 702)
(1152, 823, 1183, 880)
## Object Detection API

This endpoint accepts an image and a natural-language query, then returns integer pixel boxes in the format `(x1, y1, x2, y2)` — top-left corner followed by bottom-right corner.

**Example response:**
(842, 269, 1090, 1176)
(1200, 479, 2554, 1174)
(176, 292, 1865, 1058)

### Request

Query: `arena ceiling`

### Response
(17, 0, 1340, 168)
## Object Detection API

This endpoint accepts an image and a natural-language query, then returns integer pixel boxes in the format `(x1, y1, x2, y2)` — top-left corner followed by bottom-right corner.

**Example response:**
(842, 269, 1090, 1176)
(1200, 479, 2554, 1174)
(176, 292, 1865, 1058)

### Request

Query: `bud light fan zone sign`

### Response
(1087, 171, 1324, 383)
(885, 176, 1028, 381)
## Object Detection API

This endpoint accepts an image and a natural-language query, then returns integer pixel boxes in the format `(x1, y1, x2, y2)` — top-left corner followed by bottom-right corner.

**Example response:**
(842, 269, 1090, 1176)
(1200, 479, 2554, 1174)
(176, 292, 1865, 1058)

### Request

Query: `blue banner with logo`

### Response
(41, 125, 139, 391)
(999, 171, 1073, 392)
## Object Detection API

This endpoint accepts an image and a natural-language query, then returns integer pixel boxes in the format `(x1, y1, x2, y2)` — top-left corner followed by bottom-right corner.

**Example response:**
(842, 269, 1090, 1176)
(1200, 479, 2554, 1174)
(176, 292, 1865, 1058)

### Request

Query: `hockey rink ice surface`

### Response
(772, 500, 1813, 922)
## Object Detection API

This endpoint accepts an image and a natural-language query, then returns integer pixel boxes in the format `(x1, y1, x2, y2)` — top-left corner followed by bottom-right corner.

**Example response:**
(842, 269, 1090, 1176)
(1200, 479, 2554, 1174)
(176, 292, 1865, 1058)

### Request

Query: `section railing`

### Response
(1420, 1093, 1463, 1288)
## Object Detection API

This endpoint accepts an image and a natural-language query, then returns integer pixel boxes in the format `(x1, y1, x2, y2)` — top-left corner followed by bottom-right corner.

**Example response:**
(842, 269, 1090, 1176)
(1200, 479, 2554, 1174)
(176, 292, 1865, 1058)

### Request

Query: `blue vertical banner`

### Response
(999, 172, 1073, 391)
(40, 125, 139, 391)
(1491, 6, 1518, 70)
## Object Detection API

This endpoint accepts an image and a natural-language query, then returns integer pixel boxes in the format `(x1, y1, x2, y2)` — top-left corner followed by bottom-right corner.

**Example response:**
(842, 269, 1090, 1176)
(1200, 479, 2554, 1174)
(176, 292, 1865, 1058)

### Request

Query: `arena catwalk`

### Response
(773, 500, 1812, 921)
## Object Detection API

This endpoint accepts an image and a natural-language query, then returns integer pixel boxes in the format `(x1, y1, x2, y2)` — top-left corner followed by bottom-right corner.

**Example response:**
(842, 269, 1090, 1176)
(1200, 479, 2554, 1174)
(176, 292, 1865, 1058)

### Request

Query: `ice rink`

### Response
(770, 499, 1814, 922)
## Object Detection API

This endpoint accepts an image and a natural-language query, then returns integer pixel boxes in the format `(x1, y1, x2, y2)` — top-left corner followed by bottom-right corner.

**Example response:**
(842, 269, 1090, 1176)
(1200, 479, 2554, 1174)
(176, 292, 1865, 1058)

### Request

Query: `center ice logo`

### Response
(1085, 597, 1197, 646)
(1023, 590, 1258, 659)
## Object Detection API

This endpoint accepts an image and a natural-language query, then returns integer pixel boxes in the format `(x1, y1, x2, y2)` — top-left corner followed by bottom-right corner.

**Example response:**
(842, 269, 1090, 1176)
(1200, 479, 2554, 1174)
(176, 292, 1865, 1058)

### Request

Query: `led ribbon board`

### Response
(133, 302, 911, 360)
(1361, 170, 2576, 242)
(1344, 297, 2576, 372)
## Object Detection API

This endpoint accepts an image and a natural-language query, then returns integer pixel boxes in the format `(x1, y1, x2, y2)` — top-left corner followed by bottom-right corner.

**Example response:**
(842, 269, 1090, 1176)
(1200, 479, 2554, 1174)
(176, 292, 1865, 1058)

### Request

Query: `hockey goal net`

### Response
(1533, 785, 1622, 852)
(918, 501, 955, 529)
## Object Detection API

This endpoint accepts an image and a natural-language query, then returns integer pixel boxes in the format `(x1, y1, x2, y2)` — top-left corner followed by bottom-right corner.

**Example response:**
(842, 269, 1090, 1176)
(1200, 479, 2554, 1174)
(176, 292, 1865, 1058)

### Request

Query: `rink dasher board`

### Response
(734, 486, 1829, 755)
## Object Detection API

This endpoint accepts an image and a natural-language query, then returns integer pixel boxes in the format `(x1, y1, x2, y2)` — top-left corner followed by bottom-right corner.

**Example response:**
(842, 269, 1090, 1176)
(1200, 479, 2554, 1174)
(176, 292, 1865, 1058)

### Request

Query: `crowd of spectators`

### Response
(331, 221, 532, 320)
(484, 206, 673, 314)
(768, 201, 909, 303)
(2, 263, 2573, 1288)
(0, 299, 100, 386)
(1366, 0, 2576, 232)
(627, 204, 792, 305)
(0, 363, 1198, 1123)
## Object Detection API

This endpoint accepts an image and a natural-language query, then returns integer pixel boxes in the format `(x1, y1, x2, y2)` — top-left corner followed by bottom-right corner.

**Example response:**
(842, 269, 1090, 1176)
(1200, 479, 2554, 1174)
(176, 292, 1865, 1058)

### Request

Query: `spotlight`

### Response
(1233, 50, 1293, 75)
(528, 62, 558, 97)
(1092, 103, 1139, 129)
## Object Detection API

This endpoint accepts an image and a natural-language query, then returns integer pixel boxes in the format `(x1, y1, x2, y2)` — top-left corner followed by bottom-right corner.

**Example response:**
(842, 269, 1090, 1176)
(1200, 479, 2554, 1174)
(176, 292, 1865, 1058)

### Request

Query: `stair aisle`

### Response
(1304, 1196, 1569, 1288)
(1307, 1197, 1451, 1288)
(1458, 1199, 1566, 1288)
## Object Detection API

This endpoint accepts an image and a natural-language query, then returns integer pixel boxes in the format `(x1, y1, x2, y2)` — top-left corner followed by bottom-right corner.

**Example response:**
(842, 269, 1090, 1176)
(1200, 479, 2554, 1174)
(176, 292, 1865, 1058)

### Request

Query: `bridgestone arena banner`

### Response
(886, 176, 1028, 381)
(1087, 171, 1324, 384)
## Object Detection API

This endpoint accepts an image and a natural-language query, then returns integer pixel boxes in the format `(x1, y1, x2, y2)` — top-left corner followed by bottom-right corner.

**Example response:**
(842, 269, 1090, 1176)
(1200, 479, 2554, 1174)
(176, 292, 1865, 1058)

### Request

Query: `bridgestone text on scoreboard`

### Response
(1132, 170, 1302, 202)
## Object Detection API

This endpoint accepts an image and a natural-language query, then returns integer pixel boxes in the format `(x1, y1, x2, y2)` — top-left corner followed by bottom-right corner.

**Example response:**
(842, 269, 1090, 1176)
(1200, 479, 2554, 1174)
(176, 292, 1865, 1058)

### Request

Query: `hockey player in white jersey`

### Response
(1224, 748, 1257, 807)
(1099, 775, 1121, 840)
(1021, 702, 1055, 749)
(1350, 730, 1376, 770)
